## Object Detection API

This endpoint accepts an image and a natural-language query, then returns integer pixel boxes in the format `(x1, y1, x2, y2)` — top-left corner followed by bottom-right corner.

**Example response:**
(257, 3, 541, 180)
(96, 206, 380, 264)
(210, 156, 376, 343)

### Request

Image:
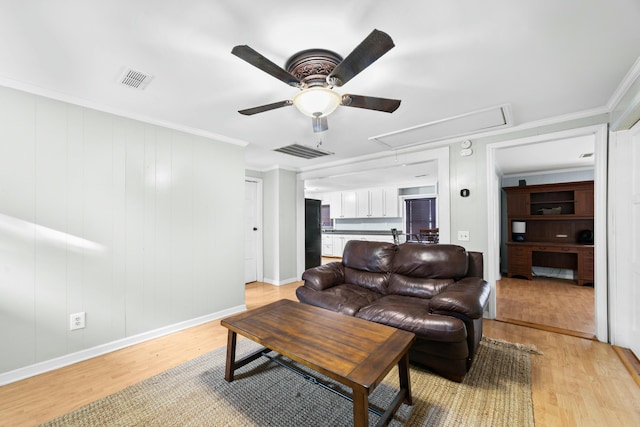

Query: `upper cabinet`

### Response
(506, 191, 529, 217)
(504, 180, 594, 220)
(330, 187, 399, 219)
(503, 180, 594, 245)
(329, 191, 356, 218)
(356, 187, 400, 218)
(574, 187, 595, 216)
(381, 187, 400, 217)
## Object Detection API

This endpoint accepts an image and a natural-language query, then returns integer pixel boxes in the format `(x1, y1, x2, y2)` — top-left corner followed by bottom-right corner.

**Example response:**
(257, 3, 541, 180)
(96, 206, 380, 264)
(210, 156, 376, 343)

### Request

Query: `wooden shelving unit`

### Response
(503, 180, 594, 285)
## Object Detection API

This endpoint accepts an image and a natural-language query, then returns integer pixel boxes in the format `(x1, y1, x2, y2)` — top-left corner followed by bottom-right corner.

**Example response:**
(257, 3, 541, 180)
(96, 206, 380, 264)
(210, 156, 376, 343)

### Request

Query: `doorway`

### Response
(244, 178, 263, 283)
(485, 124, 608, 341)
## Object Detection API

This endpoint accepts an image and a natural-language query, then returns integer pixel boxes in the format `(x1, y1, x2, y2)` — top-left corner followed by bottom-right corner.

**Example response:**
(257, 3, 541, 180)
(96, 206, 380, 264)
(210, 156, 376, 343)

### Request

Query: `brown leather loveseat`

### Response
(296, 240, 491, 382)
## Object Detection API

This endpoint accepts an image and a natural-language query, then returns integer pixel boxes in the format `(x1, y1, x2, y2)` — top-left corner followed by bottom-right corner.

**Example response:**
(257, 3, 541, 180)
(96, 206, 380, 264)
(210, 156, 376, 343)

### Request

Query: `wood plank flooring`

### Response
(496, 276, 595, 337)
(1, 281, 639, 426)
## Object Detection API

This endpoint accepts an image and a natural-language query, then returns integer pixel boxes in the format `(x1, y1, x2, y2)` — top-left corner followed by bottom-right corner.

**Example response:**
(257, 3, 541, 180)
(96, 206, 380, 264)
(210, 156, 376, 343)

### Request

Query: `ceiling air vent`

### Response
(118, 68, 153, 89)
(274, 144, 333, 159)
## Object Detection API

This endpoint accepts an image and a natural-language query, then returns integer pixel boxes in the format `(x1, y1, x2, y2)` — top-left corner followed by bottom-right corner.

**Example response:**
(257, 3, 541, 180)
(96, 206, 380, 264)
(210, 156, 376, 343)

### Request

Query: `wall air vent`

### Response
(274, 144, 333, 159)
(370, 104, 512, 150)
(118, 68, 153, 89)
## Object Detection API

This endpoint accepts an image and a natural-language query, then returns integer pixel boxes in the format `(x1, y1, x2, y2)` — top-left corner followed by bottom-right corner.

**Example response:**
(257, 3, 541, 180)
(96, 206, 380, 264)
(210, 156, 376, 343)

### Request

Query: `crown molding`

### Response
(607, 55, 640, 111)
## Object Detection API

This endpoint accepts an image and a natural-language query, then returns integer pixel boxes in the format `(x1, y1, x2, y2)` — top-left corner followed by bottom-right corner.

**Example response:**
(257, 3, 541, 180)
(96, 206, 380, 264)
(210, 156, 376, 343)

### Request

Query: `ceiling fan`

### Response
(232, 29, 401, 132)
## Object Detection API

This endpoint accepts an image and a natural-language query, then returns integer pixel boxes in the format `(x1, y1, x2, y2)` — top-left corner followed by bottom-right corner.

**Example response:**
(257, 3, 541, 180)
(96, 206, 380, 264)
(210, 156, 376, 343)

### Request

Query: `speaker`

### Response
(577, 229, 594, 245)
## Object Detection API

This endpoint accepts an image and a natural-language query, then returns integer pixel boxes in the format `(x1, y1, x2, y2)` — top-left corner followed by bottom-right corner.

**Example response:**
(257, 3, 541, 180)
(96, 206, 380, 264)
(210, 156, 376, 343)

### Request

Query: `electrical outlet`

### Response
(70, 312, 86, 330)
(458, 230, 470, 241)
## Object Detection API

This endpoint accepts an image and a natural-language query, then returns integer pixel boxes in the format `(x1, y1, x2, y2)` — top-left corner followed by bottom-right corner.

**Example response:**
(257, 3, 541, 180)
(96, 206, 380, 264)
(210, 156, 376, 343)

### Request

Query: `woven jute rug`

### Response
(41, 337, 539, 427)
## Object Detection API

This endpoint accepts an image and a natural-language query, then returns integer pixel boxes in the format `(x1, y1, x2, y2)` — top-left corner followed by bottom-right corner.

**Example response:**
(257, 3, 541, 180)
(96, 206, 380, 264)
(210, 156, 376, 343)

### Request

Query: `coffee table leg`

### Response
(398, 352, 412, 405)
(352, 387, 368, 427)
(224, 330, 237, 382)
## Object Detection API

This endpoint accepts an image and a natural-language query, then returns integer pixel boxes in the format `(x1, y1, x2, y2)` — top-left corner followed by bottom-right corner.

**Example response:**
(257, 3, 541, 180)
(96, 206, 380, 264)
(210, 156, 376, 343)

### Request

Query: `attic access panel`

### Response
(370, 105, 511, 150)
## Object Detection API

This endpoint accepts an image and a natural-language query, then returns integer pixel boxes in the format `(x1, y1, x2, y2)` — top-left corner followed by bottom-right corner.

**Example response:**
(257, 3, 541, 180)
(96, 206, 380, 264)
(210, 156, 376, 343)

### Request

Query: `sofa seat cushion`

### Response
(295, 284, 381, 317)
(355, 295, 467, 342)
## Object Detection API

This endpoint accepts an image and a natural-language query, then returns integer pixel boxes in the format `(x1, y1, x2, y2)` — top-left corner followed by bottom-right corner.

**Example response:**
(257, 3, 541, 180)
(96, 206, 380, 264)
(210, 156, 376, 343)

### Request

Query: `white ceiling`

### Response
(1, 1, 638, 186)
(495, 134, 595, 176)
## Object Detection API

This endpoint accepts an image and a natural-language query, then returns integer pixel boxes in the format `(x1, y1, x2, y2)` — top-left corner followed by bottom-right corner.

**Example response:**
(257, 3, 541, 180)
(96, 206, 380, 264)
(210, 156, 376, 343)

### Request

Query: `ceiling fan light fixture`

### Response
(292, 87, 341, 118)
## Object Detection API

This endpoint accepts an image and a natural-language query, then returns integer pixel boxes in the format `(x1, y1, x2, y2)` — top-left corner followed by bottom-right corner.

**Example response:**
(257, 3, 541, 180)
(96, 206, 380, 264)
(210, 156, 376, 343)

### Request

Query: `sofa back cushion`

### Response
(388, 244, 469, 297)
(342, 240, 395, 293)
(342, 240, 395, 272)
(344, 267, 390, 294)
(392, 244, 469, 277)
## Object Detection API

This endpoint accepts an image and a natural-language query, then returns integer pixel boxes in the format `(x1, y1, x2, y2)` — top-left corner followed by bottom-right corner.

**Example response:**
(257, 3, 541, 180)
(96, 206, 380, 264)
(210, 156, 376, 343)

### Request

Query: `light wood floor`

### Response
(497, 276, 595, 338)
(1, 281, 639, 427)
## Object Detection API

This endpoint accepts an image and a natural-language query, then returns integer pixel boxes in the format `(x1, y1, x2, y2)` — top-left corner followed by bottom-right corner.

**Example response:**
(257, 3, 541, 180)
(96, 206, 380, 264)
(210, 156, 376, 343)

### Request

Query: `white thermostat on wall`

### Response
(461, 140, 472, 149)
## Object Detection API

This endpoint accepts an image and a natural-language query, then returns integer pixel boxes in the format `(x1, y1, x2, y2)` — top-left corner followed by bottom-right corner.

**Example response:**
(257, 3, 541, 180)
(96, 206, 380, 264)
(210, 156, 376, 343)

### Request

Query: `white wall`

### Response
(0, 86, 245, 378)
(608, 124, 640, 354)
(262, 168, 298, 285)
(449, 141, 487, 252)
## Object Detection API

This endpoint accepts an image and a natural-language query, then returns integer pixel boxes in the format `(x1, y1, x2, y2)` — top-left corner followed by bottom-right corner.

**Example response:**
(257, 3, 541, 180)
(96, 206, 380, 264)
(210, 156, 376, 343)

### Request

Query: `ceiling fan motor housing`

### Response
(285, 49, 343, 88)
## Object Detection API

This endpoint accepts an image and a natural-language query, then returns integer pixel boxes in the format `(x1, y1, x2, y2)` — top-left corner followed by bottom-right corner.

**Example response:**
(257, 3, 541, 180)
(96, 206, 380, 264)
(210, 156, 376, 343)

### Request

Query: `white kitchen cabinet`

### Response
(330, 191, 357, 218)
(321, 234, 333, 256)
(332, 235, 347, 257)
(356, 189, 372, 218)
(326, 234, 396, 256)
(356, 187, 399, 218)
(329, 187, 398, 219)
(369, 189, 385, 217)
(382, 187, 399, 217)
(342, 191, 357, 218)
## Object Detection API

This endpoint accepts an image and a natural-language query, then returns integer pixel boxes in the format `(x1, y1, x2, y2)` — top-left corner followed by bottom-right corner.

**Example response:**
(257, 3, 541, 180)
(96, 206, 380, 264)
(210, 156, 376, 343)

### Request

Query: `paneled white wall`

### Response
(0, 86, 245, 374)
(262, 169, 299, 285)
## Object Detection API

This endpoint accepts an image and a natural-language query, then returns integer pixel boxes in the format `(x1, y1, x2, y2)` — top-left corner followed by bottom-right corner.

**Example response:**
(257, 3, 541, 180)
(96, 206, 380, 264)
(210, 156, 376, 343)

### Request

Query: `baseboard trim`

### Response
(263, 277, 300, 286)
(613, 346, 640, 387)
(0, 304, 246, 386)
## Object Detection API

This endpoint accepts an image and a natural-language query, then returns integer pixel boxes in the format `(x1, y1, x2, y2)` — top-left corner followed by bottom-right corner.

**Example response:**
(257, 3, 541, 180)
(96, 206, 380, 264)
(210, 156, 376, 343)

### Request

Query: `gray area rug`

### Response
(41, 337, 538, 427)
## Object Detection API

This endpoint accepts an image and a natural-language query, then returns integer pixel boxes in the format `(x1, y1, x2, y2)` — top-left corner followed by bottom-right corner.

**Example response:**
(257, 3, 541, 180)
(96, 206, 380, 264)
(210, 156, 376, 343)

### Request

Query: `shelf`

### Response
(504, 180, 594, 285)
(530, 200, 574, 204)
(507, 241, 594, 248)
(509, 215, 594, 221)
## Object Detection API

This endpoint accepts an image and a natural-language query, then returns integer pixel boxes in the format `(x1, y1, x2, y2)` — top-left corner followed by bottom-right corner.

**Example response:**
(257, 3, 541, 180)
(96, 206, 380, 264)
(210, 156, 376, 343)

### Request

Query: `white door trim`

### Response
(485, 124, 609, 342)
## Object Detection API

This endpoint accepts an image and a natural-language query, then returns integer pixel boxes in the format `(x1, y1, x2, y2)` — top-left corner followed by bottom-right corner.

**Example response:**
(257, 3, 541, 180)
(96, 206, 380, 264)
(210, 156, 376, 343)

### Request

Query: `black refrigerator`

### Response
(305, 198, 322, 269)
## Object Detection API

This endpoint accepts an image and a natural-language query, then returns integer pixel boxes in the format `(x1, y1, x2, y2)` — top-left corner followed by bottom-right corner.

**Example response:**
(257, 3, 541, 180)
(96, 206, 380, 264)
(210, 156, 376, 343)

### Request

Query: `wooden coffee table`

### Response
(221, 299, 415, 427)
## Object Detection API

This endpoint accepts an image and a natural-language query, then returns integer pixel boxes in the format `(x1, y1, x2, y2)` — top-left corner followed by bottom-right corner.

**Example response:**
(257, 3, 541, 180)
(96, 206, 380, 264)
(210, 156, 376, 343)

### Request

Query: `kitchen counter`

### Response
(322, 229, 401, 236)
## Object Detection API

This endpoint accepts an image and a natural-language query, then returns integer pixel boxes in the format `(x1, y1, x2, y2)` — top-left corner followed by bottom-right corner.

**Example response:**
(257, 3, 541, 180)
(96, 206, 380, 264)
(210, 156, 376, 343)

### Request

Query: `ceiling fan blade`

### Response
(327, 29, 395, 87)
(238, 100, 292, 115)
(312, 116, 328, 133)
(232, 45, 301, 88)
(341, 94, 401, 113)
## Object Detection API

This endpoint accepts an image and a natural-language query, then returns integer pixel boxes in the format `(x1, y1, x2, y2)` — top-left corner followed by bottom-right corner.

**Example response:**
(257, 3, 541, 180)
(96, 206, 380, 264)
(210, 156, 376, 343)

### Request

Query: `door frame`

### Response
(485, 124, 609, 342)
(245, 177, 264, 283)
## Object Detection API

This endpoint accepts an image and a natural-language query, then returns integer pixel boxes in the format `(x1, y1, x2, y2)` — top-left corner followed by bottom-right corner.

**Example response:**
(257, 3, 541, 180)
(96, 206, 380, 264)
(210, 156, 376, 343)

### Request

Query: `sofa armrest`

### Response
(301, 261, 345, 291)
(429, 277, 491, 319)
